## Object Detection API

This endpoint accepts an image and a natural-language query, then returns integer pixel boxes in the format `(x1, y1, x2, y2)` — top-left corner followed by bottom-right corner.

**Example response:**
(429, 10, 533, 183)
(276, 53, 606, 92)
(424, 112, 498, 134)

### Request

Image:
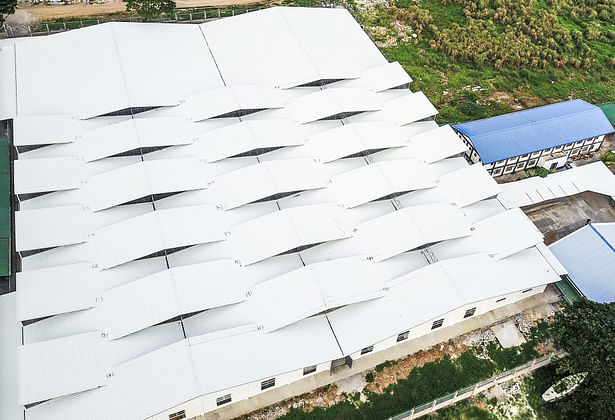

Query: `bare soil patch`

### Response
(12, 0, 263, 23)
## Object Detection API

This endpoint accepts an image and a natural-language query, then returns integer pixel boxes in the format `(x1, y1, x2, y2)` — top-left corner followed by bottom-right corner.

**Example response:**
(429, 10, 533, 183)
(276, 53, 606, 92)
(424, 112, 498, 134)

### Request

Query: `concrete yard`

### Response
(523, 191, 615, 245)
(491, 320, 526, 348)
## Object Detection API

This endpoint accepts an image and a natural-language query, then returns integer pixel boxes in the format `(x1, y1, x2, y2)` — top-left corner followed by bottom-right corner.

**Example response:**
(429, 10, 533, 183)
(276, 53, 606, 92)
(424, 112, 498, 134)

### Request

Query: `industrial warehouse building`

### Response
(454, 100, 614, 177)
(550, 222, 615, 303)
(0, 7, 589, 420)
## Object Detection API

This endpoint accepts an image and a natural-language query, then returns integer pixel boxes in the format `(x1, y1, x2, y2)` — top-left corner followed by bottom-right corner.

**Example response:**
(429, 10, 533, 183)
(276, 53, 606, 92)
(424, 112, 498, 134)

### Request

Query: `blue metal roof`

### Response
(453, 100, 615, 164)
(549, 223, 615, 303)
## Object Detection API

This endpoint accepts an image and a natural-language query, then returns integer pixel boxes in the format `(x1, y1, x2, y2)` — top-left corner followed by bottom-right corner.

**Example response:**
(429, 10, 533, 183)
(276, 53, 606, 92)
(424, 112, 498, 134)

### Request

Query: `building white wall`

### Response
(349, 285, 546, 360)
(455, 131, 605, 177)
(149, 361, 331, 420)
(148, 284, 547, 420)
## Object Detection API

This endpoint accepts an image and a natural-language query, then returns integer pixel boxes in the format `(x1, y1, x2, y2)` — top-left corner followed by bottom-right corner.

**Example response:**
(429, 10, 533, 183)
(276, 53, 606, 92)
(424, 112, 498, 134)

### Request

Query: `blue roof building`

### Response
(550, 222, 615, 303)
(453, 100, 614, 177)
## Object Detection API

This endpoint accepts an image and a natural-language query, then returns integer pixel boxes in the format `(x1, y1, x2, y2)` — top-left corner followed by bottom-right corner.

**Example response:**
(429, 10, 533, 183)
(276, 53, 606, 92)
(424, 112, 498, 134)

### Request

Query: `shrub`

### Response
(535, 166, 550, 177)
(365, 371, 375, 383)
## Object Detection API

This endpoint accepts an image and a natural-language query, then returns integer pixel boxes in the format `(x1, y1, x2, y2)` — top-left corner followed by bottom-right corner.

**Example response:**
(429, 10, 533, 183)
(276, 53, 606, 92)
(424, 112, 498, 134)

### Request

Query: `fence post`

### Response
(189, 13, 192, 21)
(28, 25, 32, 36)
(430, 399, 437, 412)
(452, 390, 458, 403)
(80, 20, 83, 27)
(218, 9, 220, 18)
(46, 23, 50, 34)
(63, 22, 67, 30)
(232, 9, 234, 16)
(471, 383, 479, 396)
(408, 407, 415, 420)
(97, 19, 100, 24)
(174, 12, 178, 20)
(204, 10, 206, 20)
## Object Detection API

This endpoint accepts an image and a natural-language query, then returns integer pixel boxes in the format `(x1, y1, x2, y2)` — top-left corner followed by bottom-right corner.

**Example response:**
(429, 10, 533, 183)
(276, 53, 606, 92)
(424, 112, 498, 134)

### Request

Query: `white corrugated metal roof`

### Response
(196, 119, 306, 162)
(84, 159, 209, 211)
(210, 159, 328, 210)
(0, 44, 16, 120)
(549, 223, 615, 303)
(187, 85, 289, 121)
(17, 263, 102, 321)
(376, 91, 438, 125)
(237, 256, 388, 332)
(498, 161, 615, 209)
(3, 7, 581, 419)
(399, 163, 502, 208)
(335, 61, 412, 92)
(93, 205, 227, 269)
(14, 157, 81, 194)
(79, 118, 195, 162)
(101, 260, 248, 339)
(370, 124, 467, 164)
(287, 88, 382, 123)
(15, 206, 90, 251)
(330, 159, 437, 208)
(432, 208, 544, 261)
(353, 202, 473, 261)
(327, 249, 560, 354)
(229, 203, 353, 265)
(12, 116, 125, 147)
(0, 294, 24, 420)
(305, 121, 406, 163)
(18, 332, 109, 406)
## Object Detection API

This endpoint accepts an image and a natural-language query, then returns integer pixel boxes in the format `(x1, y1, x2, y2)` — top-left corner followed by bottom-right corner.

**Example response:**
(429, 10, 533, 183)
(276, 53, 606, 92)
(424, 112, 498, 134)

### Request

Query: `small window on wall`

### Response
(397, 331, 409, 342)
(581, 146, 590, 153)
(522, 288, 533, 293)
(361, 345, 374, 355)
(496, 297, 506, 303)
(431, 319, 444, 330)
(504, 165, 515, 174)
(261, 378, 276, 390)
(216, 394, 232, 406)
(516, 163, 525, 170)
(169, 410, 186, 420)
(492, 168, 503, 176)
(571, 149, 580, 156)
(464, 307, 476, 318)
(527, 159, 538, 167)
(303, 365, 317, 376)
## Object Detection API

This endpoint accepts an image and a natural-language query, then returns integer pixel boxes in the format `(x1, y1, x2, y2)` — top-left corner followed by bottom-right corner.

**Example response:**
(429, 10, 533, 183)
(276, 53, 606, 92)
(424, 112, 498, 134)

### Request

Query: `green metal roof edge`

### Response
(0, 137, 9, 276)
(598, 103, 615, 126)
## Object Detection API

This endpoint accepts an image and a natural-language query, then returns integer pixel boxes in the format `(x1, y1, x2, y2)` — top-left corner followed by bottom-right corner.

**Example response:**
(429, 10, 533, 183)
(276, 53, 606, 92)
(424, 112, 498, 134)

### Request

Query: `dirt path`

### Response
(10, 0, 264, 23)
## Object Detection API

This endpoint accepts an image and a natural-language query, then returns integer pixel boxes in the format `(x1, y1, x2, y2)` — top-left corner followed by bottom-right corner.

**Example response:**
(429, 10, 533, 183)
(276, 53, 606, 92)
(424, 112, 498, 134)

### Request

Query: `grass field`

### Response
(345, 0, 615, 124)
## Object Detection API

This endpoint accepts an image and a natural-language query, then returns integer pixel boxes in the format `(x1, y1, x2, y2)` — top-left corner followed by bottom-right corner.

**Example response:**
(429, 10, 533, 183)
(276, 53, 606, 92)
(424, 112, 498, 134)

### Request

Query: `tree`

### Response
(549, 299, 615, 419)
(124, 0, 175, 21)
(0, 0, 17, 24)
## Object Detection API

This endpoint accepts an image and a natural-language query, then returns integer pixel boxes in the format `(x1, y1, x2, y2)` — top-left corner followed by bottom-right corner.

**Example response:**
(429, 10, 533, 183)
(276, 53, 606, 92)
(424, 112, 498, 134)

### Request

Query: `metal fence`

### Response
(0, 1, 343, 38)
(388, 350, 565, 420)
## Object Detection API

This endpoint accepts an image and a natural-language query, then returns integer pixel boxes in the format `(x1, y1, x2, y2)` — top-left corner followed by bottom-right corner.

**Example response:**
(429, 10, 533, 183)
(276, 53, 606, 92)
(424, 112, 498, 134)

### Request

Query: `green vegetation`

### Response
(365, 371, 375, 383)
(436, 399, 498, 420)
(123, 0, 176, 20)
(346, 0, 615, 124)
(281, 329, 547, 419)
(533, 166, 551, 178)
(524, 364, 570, 420)
(601, 151, 615, 166)
(374, 360, 394, 372)
(547, 299, 615, 418)
(0, 0, 16, 23)
(486, 341, 539, 371)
